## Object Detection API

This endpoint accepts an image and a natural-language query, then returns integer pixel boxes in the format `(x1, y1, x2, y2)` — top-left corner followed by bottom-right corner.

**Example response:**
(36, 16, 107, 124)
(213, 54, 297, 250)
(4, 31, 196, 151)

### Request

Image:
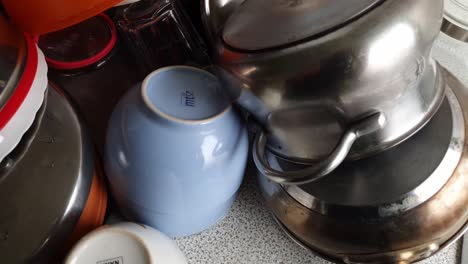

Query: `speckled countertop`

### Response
(171, 33, 467, 264)
(174, 164, 461, 264)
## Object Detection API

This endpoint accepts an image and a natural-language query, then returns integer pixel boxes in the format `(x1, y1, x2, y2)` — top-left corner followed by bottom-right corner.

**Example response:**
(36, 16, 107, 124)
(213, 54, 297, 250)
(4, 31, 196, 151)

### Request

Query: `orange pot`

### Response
(67, 158, 108, 248)
(2, 0, 122, 34)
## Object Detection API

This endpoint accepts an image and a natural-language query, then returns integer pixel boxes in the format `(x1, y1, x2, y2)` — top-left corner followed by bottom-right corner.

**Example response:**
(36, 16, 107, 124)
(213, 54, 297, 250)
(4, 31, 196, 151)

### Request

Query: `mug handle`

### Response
(253, 112, 385, 185)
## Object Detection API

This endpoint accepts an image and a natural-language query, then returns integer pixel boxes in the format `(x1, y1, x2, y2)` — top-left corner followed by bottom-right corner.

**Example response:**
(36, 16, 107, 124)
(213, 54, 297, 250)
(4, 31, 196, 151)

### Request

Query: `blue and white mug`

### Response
(105, 66, 248, 237)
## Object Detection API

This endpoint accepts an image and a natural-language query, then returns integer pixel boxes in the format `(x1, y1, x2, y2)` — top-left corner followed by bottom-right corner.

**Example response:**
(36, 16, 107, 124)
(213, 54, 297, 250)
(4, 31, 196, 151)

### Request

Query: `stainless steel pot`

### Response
(257, 67, 468, 264)
(202, 0, 245, 44)
(442, 0, 468, 42)
(205, 0, 446, 184)
(0, 86, 96, 263)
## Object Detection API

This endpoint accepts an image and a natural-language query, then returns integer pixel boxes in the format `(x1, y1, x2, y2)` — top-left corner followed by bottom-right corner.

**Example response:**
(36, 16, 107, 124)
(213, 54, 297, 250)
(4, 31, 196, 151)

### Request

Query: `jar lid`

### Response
(222, 0, 383, 51)
(38, 14, 117, 71)
(0, 86, 95, 263)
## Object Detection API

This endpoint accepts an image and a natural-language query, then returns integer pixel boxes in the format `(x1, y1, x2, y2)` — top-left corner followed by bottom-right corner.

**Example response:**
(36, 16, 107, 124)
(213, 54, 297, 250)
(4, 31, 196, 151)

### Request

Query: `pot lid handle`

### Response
(253, 112, 386, 185)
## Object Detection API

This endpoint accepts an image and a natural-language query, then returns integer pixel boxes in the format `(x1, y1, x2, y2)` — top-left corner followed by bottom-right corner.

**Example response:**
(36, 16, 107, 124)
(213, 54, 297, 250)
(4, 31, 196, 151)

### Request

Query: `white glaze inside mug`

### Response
(142, 66, 230, 121)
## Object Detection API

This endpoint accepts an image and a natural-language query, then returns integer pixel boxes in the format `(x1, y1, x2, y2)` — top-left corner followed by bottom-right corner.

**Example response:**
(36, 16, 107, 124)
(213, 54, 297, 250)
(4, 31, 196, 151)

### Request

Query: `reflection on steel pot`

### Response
(206, 0, 445, 184)
(0, 86, 105, 263)
(257, 68, 468, 263)
(202, 0, 246, 45)
(441, 0, 468, 42)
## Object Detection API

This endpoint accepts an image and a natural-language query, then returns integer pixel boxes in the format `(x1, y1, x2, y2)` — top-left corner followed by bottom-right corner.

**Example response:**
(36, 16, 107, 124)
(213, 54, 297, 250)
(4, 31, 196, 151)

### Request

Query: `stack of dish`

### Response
(0, 15, 107, 263)
(0, 14, 47, 163)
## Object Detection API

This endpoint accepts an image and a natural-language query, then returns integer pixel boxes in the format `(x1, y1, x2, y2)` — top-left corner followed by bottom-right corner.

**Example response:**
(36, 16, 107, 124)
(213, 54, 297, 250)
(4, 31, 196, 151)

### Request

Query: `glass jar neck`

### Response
(123, 0, 172, 22)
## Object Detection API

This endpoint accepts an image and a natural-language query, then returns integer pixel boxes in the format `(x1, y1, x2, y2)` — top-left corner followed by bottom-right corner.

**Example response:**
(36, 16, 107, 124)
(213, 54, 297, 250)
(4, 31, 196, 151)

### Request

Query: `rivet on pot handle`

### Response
(253, 112, 386, 185)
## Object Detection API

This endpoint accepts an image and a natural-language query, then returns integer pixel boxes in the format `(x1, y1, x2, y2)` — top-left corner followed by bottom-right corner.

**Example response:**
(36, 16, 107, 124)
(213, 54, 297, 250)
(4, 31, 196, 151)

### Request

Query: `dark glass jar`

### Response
(115, 0, 211, 77)
(39, 14, 140, 152)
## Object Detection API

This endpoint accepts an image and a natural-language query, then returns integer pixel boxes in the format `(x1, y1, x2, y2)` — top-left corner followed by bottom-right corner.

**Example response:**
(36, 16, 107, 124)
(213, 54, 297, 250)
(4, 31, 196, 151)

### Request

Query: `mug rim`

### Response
(65, 223, 154, 264)
(141, 65, 232, 125)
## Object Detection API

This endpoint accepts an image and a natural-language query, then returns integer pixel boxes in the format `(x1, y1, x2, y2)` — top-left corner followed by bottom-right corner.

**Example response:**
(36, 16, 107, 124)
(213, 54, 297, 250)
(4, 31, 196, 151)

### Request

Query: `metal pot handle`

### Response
(253, 112, 386, 185)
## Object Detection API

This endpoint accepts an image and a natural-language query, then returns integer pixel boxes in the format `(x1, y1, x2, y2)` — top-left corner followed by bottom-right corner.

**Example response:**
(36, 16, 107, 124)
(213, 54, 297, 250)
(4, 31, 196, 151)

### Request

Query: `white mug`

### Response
(65, 222, 187, 264)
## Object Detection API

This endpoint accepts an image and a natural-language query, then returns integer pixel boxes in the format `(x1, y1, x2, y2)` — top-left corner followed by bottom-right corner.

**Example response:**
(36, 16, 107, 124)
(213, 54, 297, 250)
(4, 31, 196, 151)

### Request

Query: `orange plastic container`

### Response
(67, 158, 108, 248)
(2, 0, 122, 35)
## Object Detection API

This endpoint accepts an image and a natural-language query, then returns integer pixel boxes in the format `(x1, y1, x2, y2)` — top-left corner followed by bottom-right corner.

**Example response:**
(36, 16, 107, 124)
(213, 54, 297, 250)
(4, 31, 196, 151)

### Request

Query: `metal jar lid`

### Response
(0, 86, 95, 263)
(222, 0, 383, 51)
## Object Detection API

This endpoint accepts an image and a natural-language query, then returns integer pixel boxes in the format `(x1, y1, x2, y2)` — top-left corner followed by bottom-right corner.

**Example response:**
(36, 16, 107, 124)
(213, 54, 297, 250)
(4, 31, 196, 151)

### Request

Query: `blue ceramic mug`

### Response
(105, 66, 248, 237)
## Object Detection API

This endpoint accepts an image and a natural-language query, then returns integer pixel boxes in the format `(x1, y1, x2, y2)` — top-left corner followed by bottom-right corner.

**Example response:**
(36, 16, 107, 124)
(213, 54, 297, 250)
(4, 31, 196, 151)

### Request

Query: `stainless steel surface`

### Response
(0, 14, 26, 110)
(0, 86, 95, 263)
(462, 235, 468, 264)
(273, 214, 468, 264)
(202, 0, 245, 45)
(443, 0, 468, 43)
(223, 0, 383, 51)
(212, 0, 446, 172)
(283, 88, 463, 215)
(442, 18, 468, 42)
(257, 67, 468, 263)
(253, 112, 386, 185)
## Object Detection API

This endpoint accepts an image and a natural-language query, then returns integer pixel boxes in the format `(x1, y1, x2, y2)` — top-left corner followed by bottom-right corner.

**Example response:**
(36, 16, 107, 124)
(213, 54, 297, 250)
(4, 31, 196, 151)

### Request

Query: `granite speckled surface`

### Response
(172, 33, 467, 264)
(175, 163, 461, 264)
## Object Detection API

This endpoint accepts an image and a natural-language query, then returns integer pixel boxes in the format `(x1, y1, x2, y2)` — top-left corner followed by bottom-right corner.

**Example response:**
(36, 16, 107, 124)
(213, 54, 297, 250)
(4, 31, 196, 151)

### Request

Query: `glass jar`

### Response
(115, 0, 211, 77)
(38, 13, 118, 75)
(39, 14, 140, 153)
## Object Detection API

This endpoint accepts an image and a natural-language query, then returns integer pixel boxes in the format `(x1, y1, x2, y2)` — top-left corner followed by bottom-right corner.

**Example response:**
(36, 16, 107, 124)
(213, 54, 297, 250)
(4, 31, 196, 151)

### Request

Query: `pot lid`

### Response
(38, 14, 117, 71)
(222, 0, 383, 51)
(0, 86, 95, 263)
(0, 15, 27, 111)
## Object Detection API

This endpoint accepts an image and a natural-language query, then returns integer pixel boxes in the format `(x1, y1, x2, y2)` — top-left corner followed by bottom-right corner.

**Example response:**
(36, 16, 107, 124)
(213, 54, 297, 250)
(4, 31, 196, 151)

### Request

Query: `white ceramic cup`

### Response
(65, 222, 187, 264)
